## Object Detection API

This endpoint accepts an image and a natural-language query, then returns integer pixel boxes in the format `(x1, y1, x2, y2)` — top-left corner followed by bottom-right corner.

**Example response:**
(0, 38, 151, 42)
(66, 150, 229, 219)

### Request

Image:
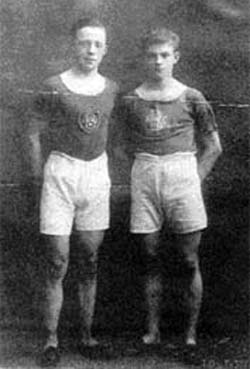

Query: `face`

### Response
(144, 42, 179, 81)
(74, 26, 107, 72)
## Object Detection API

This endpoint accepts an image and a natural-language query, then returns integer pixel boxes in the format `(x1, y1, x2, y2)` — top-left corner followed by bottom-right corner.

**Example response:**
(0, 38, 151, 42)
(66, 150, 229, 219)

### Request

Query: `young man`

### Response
(116, 27, 222, 346)
(28, 17, 118, 366)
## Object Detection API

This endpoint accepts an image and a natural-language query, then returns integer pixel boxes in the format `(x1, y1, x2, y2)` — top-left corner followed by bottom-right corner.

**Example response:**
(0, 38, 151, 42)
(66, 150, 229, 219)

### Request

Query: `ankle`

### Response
(143, 331, 161, 344)
(80, 329, 98, 346)
(44, 334, 58, 350)
(80, 336, 98, 347)
(185, 329, 197, 346)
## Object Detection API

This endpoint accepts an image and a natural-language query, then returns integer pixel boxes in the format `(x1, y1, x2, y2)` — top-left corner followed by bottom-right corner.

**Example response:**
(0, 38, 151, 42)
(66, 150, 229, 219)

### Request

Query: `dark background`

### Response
(0, 0, 249, 340)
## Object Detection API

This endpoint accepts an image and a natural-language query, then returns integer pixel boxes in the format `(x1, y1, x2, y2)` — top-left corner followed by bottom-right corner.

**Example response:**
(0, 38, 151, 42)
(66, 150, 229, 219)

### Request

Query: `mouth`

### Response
(79, 57, 97, 65)
(154, 69, 164, 75)
(154, 66, 164, 71)
(85, 58, 97, 63)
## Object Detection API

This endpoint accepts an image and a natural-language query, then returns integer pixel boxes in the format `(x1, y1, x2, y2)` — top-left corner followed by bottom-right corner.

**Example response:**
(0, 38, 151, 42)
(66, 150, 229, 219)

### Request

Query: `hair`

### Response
(71, 16, 106, 38)
(141, 26, 180, 52)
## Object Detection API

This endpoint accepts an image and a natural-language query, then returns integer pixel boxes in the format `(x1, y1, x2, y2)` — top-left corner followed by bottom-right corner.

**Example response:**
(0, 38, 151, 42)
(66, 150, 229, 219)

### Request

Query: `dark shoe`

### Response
(181, 346, 204, 367)
(40, 346, 60, 367)
(78, 342, 115, 360)
(78, 342, 99, 359)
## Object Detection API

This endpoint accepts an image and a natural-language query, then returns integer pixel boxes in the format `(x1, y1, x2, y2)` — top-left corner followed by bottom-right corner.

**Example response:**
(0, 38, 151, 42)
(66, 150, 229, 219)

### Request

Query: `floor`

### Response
(0, 327, 249, 369)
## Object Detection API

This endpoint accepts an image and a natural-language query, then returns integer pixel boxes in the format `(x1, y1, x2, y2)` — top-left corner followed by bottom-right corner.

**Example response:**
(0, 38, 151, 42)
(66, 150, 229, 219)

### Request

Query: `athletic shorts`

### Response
(130, 152, 207, 234)
(40, 151, 111, 235)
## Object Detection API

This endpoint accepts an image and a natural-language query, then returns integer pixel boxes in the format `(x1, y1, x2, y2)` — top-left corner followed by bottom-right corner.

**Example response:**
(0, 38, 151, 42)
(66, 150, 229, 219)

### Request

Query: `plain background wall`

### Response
(0, 0, 249, 337)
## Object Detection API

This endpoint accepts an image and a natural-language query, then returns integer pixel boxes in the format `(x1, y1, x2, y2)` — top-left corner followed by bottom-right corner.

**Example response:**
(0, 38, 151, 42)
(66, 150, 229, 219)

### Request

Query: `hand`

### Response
(28, 171, 43, 187)
(32, 176, 43, 187)
(197, 165, 206, 183)
(30, 162, 43, 184)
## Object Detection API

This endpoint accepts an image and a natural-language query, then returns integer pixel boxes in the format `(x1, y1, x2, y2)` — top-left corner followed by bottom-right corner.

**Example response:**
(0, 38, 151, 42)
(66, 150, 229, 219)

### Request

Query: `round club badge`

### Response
(78, 109, 101, 134)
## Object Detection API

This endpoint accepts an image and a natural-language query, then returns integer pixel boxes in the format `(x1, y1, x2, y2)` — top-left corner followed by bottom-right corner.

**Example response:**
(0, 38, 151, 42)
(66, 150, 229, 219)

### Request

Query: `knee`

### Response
(78, 250, 98, 280)
(182, 253, 199, 278)
(144, 245, 162, 276)
(142, 233, 161, 276)
(77, 231, 103, 279)
(175, 232, 201, 277)
(46, 254, 68, 281)
(145, 254, 162, 276)
(85, 250, 98, 274)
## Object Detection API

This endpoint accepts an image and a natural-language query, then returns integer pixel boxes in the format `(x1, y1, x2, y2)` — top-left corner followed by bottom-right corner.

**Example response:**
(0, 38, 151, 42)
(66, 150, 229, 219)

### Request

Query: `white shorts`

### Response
(40, 151, 111, 235)
(130, 152, 207, 234)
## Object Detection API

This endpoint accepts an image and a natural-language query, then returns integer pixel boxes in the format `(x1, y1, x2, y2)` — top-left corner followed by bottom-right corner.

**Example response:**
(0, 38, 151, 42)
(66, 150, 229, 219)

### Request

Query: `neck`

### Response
(146, 76, 175, 90)
(71, 65, 99, 79)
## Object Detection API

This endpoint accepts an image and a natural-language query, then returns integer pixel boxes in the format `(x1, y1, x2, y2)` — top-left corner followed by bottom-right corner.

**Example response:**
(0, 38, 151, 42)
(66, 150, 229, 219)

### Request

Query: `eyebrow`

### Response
(147, 51, 171, 55)
(76, 38, 106, 44)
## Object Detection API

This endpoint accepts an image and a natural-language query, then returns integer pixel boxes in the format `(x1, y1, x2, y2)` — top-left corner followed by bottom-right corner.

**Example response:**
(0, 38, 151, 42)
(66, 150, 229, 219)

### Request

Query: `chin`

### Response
(148, 70, 164, 80)
(152, 73, 165, 81)
(78, 64, 96, 73)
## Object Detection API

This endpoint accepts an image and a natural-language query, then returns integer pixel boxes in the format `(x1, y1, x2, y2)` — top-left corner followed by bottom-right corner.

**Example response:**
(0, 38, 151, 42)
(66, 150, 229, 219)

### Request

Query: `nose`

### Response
(155, 55, 162, 65)
(88, 43, 96, 54)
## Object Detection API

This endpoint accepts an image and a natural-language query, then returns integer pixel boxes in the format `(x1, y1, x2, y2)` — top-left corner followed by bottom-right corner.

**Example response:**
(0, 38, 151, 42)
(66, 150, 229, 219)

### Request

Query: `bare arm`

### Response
(28, 131, 43, 180)
(26, 82, 51, 182)
(196, 130, 222, 182)
(26, 117, 48, 183)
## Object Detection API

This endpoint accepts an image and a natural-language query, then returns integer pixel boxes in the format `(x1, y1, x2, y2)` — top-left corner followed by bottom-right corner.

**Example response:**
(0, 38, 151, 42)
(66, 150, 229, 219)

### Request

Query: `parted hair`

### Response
(71, 16, 106, 38)
(141, 26, 180, 51)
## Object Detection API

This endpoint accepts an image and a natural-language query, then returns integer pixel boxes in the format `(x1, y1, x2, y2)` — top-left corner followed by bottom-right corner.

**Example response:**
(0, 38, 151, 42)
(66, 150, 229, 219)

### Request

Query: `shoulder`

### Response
(120, 88, 139, 102)
(45, 74, 64, 90)
(183, 87, 215, 114)
(184, 87, 217, 130)
(33, 75, 63, 113)
(184, 87, 208, 104)
(105, 78, 120, 95)
(36, 75, 62, 97)
(112, 89, 138, 117)
(114, 89, 139, 113)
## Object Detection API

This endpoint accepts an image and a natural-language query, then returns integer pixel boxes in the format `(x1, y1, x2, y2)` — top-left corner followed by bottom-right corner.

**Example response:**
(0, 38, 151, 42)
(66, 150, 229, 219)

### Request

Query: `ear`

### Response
(103, 44, 108, 56)
(174, 50, 180, 63)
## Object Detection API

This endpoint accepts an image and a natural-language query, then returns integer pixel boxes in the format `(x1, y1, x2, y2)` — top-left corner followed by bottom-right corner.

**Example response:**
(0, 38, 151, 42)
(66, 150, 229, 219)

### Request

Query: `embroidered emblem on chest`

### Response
(145, 105, 169, 131)
(78, 109, 101, 133)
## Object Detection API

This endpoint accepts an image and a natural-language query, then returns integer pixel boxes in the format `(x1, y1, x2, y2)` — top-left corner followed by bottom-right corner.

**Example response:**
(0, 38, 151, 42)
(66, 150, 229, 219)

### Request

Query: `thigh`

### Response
(75, 155, 111, 232)
(166, 175, 207, 235)
(75, 187, 110, 232)
(40, 154, 75, 236)
(130, 160, 162, 234)
(77, 230, 105, 256)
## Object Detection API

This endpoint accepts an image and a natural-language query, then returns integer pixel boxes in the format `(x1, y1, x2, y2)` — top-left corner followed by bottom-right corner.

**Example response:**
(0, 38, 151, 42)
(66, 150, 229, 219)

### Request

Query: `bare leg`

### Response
(43, 235, 70, 349)
(142, 231, 162, 344)
(175, 231, 203, 346)
(77, 230, 104, 346)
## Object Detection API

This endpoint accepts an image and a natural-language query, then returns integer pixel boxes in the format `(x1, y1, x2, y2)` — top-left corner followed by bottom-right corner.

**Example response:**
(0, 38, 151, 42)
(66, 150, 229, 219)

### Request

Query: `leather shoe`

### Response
(40, 346, 60, 367)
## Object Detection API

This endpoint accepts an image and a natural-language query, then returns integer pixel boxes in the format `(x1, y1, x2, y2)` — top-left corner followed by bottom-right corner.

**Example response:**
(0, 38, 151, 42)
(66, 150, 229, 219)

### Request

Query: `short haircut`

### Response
(71, 16, 106, 38)
(141, 26, 180, 52)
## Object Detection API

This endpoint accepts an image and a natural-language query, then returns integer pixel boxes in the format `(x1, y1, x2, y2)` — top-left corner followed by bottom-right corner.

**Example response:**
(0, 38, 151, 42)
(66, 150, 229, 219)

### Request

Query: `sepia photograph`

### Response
(0, 0, 249, 368)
